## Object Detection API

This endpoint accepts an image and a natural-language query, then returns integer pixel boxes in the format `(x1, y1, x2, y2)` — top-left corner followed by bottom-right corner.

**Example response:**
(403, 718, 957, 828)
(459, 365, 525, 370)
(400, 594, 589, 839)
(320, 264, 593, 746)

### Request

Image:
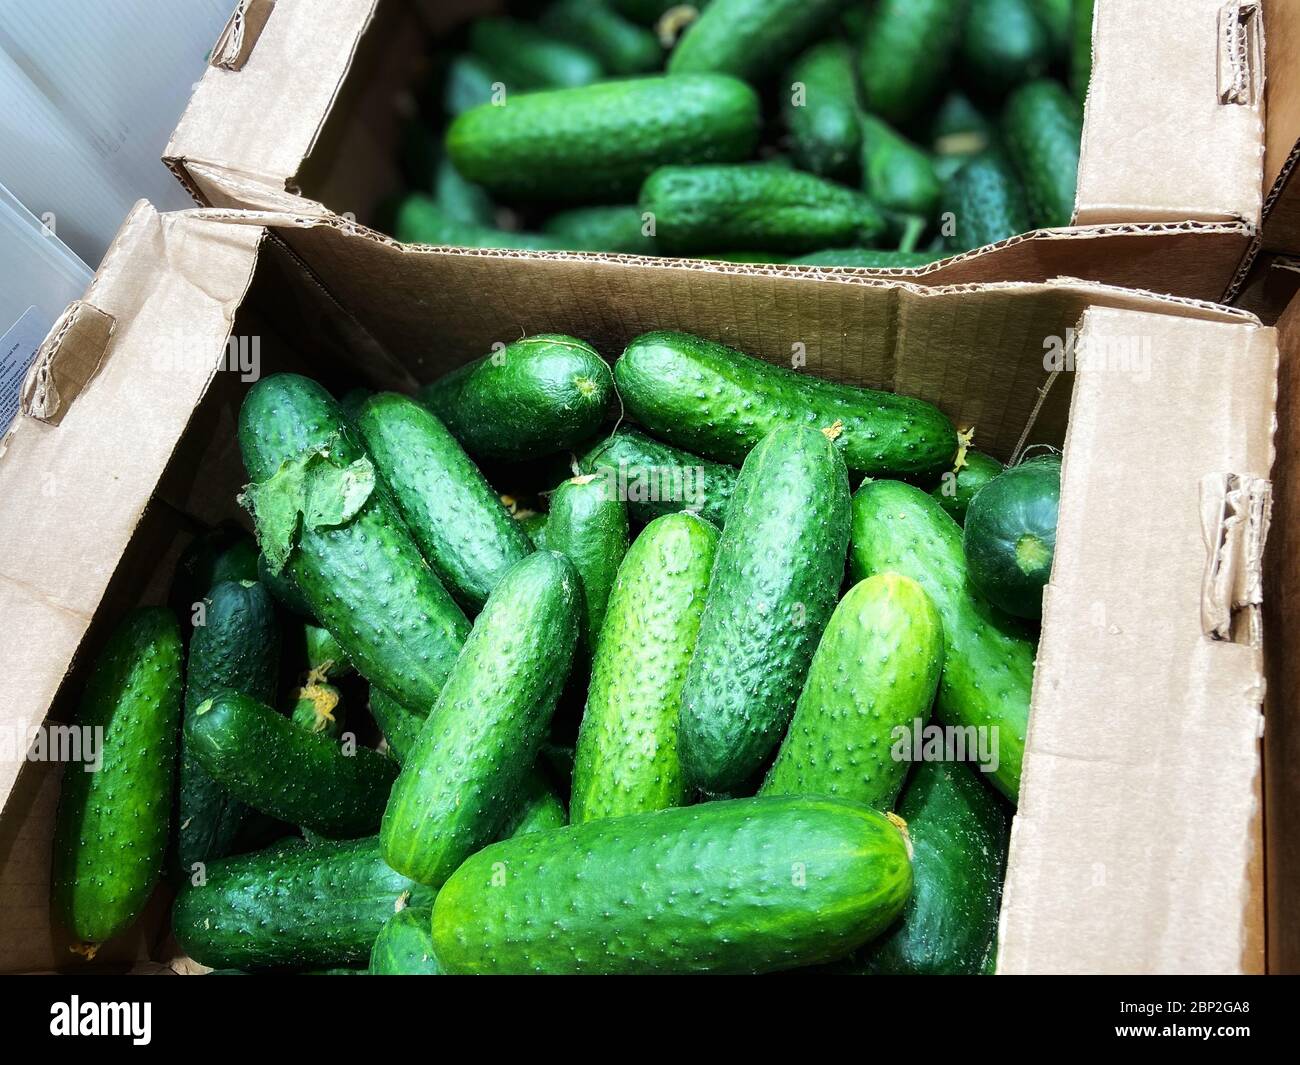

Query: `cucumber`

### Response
(1029, 0, 1073, 60)
(369, 906, 441, 975)
(858, 760, 1009, 974)
(784, 39, 862, 181)
(611, 0, 698, 24)
(963, 453, 1060, 618)
(431, 796, 913, 974)
(614, 330, 958, 477)
(355, 392, 533, 613)
(542, 205, 659, 255)
(446, 74, 761, 202)
(540, 0, 663, 75)
(381, 551, 580, 886)
(668, 0, 850, 82)
(760, 573, 943, 810)
(173, 836, 436, 971)
(1071, 0, 1094, 104)
(445, 52, 496, 115)
(679, 425, 850, 792)
(859, 114, 942, 220)
(238, 374, 470, 715)
(187, 690, 397, 838)
(502, 768, 568, 837)
(572, 512, 718, 822)
(392, 194, 563, 250)
(641, 164, 887, 254)
(929, 91, 995, 157)
(960, 0, 1052, 98)
(257, 551, 313, 617)
(337, 387, 373, 422)
(417, 335, 613, 461)
(302, 620, 351, 679)
(1002, 79, 1082, 228)
(176, 580, 281, 876)
(170, 524, 259, 617)
(849, 479, 1036, 802)
(580, 427, 738, 528)
(792, 248, 946, 268)
(859, 0, 966, 125)
(469, 18, 603, 91)
(544, 475, 630, 652)
(433, 155, 495, 228)
(290, 681, 344, 738)
(931, 448, 1004, 523)
(368, 687, 423, 765)
(517, 510, 549, 548)
(940, 150, 1032, 251)
(51, 608, 182, 947)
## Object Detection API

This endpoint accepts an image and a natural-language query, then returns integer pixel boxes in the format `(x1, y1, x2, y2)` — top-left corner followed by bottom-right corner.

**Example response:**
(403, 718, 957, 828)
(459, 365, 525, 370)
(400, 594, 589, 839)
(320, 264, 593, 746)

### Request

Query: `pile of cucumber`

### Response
(51, 330, 1062, 975)
(388, 0, 1091, 265)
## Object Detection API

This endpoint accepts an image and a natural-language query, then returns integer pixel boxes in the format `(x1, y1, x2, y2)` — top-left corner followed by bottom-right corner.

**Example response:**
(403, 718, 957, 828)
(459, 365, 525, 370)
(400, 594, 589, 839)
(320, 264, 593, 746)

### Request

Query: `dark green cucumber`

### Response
(963, 453, 1061, 619)
(668, 0, 849, 82)
(929, 91, 995, 157)
(187, 690, 397, 838)
(540, 0, 662, 74)
(170, 524, 259, 618)
(793, 247, 946, 268)
(860, 114, 942, 220)
(432, 796, 912, 974)
(446, 74, 760, 202)
(544, 475, 630, 652)
(642, 164, 887, 254)
(960, 0, 1052, 98)
(368, 687, 423, 765)
(679, 425, 850, 792)
(433, 155, 495, 228)
(783, 39, 862, 181)
(931, 448, 1004, 523)
(302, 621, 351, 678)
(517, 510, 549, 548)
(173, 836, 435, 970)
(444, 52, 496, 115)
(381, 551, 580, 886)
(615, 330, 958, 477)
(257, 551, 313, 617)
(1002, 79, 1082, 228)
(290, 681, 345, 738)
(356, 392, 533, 612)
(1029, 0, 1072, 59)
(760, 573, 943, 810)
(940, 149, 1032, 251)
(1071, 0, 1094, 104)
(859, 0, 966, 125)
(369, 906, 441, 975)
(501, 768, 568, 838)
(392, 194, 563, 250)
(859, 760, 1009, 975)
(580, 427, 738, 528)
(337, 387, 373, 423)
(849, 480, 1036, 802)
(238, 374, 470, 715)
(176, 580, 280, 876)
(417, 335, 613, 461)
(51, 608, 182, 947)
(572, 512, 718, 822)
(542, 205, 659, 255)
(469, 18, 603, 91)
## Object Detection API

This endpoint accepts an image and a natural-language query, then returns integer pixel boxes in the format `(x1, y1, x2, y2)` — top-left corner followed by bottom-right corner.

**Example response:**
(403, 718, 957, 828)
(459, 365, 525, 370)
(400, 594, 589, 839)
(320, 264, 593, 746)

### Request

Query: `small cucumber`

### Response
(931, 448, 1005, 523)
(381, 552, 580, 886)
(929, 91, 995, 157)
(792, 248, 946, 268)
(337, 387, 373, 423)
(860, 114, 942, 220)
(940, 150, 1032, 251)
(1002, 79, 1082, 229)
(368, 687, 423, 765)
(369, 906, 441, 975)
(290, 681, 345, 738)
(170, 524, 259, 618)
(445, 52, 497, 115)
(784, 39, 862, 181)
(544, 475, 630, 652)
(431, 796, 913, 974)
(392, 194, 563, 250)
(516, 510, 549, 548)
(51, 608, 182, 947)
(859, 0, 966, 125)
(256, 551, 314, 618)
(1029, 0, 1073, 60)
(501, 768, 568, 838)
(302, 621, 351, 679)
(433, 155, 495, 228)
(469, 18, 603, 90)
(542, 205, 659, 255)
(540, 0, 663, 75)
(960, 0, 1052, 98)
(668, 0, 850, 83)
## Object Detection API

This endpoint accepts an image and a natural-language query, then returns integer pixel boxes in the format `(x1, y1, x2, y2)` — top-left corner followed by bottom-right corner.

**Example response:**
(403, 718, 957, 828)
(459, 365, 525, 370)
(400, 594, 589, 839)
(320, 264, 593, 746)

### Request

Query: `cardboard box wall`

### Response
(0, 201, 1283, 973)
(162, 0, 1264, 304)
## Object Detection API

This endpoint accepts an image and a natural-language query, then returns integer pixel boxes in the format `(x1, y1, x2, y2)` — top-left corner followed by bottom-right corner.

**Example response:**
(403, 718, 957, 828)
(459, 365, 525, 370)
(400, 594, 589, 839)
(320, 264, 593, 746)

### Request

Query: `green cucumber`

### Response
(940, 149, 1032, 251)
(368, 687, 423, 765)
(469, 18, 603, 91)
(542, 205, 659, 255)
(572, 512, 718, 822)
(369, 907, 441, 975)
(433, 155, 495, 228)
(792, 248, 946, 268)
(51, 608, 182, 947)
(173, 836, 435, 971)
(544, 475, 630, 652)
(417, 335, 613, 461)
(960, 0, 1052, 98)
(615, 330, 958, 477)
(302, 621, 351, 678)
(502, 768, 568, 837)
(860, 114, 942, 220)
(187, 690, 397, 838)
(290, 681, 345, 738)
(580, 427, 738, 528)
(679, 425, 850, 792)
(356, 392, 533, 613)
(516, 510, 549, 548)
(1002, 79, 1082, 228)
(380, 551, 580, 886)
(668, 0, 850, 82)
(859, 0, 966, 125)
(337, 387, 373, 423)
(257, 551, 313, 617)
(445, 53, 496, 115)
(963, 453, 1061, 619)
(784, 39, 862, 181)
(431, 796, 913, 974)
(170, 524, 259, 617)
(760, 573, 943, 809)
(641, 164, 887, 254)
(849, 479, 1036, 802)
(1071, 0, 1094, 104)
(446, 74, 761, 202)
(176, 580, 281, 876)
(392, 194, 563, 250)
(238, 374, 470, 715)
(931, 448, 1005, 523)
(1029, 0, 1072, 59)
(540, 0, 662, 75)
(929, 91, 995, 157)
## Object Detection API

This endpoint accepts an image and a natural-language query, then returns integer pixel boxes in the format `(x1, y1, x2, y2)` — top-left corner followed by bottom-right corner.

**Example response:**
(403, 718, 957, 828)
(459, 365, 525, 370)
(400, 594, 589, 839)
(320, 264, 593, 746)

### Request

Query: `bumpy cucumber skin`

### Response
(784, 40, 861, 181)
(1002, 79, 1083, 229)
(238, 374, 470, 716)
(615, 331, 958, 477)
(544, 476, 630, 652)
(859, 0, 966, 125)
(642, 164, 887, 254)
(187, 691, 396, 838)
(432, 796, 913, 974)
(469, 17, 603, 90)
(447, 74, 761, 202)
(369, 906, 441, 975)
(356, 392, 533, 613)
(502, 768, 568, 837)
(572, 513, 718, 822)
(793, 248, 946, 268)
(176, 581, 280, 875)
(669, 0, 849, 82)
(960, 0, 1052, 98)
(51, 608, 182, 945)
(381, 552, 580, 886)
(859, 760, 1009, 975)
(760, 573, 943, 810)
(849, 480, 1035, 802)
(859, 114, 942, 219)
(542, 205, 659, 255)
(941, 150, 1032, 251)
(931, 449, 1005, 523)
(256, 551, 313, 617)
(679, 425, 850, 793)
(540, 0, 662, 75)
(173, 837, 436, 971)
(417, 336, 613, 460)
(393, 193, 563, 250)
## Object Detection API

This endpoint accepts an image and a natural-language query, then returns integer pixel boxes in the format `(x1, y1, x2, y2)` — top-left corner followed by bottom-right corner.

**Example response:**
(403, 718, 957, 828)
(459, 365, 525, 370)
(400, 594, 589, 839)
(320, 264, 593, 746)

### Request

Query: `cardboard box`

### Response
(0, 201, 1282, 973)
(162, 0, 1264, 304)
